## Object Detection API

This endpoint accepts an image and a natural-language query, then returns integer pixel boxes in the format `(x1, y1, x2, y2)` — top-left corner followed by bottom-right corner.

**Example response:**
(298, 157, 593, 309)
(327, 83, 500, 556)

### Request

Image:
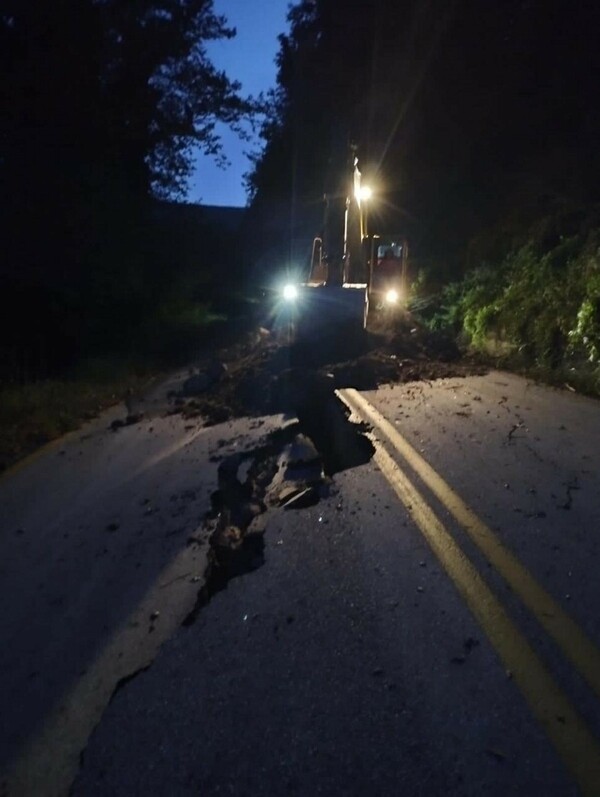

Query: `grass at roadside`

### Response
(0, 292, 264, 473)
(0, 363, 161, 472)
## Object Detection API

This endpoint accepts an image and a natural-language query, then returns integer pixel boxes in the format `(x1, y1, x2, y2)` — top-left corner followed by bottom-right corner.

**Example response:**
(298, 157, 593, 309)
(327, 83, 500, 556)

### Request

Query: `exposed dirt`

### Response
(157, 315, 486, 612)
(180, 382, 377, 622)
(171, 315, 487, 424)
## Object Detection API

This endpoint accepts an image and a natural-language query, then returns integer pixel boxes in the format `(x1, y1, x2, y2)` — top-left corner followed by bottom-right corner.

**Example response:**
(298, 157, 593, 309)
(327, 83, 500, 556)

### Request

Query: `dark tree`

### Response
(0, 0, 254, 377)
(247, 0, 600, 281)
(0, 0, 253, 204)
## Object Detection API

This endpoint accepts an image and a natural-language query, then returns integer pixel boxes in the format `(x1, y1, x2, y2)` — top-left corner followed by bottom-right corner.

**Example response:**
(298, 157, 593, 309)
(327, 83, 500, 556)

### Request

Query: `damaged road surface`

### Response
(3, 329, 600, 796)
(0, 376, 294, 797)
(0, 340, 375, 797)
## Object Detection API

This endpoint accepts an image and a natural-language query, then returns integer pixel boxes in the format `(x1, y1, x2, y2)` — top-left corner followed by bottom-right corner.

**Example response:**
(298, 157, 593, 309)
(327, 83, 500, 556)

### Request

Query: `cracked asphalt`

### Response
(2, 368, 600, 795)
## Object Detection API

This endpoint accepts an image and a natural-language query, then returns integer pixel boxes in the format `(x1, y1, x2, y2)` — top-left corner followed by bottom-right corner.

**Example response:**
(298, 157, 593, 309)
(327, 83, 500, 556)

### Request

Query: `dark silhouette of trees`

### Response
(0, 0, 251, 203)
(247, 0, 600, 280)
(0, 0, 254, 378)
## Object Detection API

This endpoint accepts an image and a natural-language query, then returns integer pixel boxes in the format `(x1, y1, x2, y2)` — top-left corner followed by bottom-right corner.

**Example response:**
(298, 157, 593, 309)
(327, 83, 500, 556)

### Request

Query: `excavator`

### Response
(281, 156, 408, 338)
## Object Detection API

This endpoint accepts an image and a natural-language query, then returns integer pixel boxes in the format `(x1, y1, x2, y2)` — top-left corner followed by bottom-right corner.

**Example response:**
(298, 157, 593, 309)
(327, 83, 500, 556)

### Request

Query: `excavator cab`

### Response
(367, 236, 409, 310)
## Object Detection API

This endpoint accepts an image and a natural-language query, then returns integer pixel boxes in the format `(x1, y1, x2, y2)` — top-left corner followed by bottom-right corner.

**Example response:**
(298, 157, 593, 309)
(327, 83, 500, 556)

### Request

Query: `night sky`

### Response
(188, 0, 289, 208)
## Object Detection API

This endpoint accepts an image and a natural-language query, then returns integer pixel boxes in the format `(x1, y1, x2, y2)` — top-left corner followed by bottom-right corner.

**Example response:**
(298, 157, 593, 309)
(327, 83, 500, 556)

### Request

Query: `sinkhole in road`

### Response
(183, 392, 374, 626)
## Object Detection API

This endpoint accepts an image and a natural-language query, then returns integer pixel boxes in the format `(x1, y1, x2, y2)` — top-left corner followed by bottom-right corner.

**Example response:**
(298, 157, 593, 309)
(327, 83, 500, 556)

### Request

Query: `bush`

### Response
(419, 222, 600, 374)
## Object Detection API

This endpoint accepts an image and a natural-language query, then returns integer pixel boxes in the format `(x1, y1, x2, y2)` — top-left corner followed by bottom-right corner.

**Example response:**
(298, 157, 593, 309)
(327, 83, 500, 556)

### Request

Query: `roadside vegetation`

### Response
(414, 207, 600, 396)
(0, 368, 150, 471)
(0, 2, 256, 471)
(0, 284, 258, 472)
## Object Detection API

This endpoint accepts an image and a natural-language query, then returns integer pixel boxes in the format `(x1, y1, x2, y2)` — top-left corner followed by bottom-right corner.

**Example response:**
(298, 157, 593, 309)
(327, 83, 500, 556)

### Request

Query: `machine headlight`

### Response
(385, 288, 399, 304)
(282, 284, 299, 301)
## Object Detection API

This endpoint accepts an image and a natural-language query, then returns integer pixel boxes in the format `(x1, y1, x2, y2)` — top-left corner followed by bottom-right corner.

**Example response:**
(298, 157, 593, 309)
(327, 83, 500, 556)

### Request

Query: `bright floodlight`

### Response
(385, 288, 399, 304)
(283, 284, 298, 301)
(357, 185, 372, 201)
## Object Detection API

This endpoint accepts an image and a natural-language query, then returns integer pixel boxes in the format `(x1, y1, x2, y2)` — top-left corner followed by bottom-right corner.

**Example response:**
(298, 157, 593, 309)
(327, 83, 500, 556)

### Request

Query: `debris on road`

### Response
(165, 318, 487, 427)
(109, 412, 144, 431)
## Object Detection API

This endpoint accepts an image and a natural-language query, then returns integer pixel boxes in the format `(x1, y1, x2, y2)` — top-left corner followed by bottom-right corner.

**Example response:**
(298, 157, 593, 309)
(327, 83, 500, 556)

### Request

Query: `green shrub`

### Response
(419, 224, 600, 373)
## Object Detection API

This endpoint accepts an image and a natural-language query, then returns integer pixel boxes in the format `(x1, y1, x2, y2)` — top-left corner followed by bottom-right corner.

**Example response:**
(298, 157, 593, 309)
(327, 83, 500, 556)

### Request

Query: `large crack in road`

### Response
(167, 317, 486, 427)
(181, 383, 377, 627)
(4, 319, 489, 796)
(68, 386, 377, 797)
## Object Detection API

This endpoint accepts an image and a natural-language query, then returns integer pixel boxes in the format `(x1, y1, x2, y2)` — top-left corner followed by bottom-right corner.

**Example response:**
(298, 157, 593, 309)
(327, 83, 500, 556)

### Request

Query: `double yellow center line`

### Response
(338, 387, 600, 796)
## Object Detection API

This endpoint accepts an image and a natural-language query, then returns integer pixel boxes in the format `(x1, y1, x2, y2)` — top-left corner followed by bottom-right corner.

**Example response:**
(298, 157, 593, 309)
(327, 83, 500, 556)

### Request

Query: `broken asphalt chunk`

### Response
(287, 434, 321, 467)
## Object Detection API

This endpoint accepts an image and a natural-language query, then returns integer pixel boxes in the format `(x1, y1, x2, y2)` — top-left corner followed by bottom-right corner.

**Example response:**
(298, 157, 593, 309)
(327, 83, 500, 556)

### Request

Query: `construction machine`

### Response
(280, 179, 369, 342)
(279, 153, 409, 339)
(365, 235, 409, 312)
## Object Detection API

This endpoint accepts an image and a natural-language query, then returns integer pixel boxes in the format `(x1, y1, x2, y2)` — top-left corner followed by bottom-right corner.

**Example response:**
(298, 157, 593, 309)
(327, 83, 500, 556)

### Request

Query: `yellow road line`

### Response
(365, 429, 600, 795)
(339, 387, 600, 702)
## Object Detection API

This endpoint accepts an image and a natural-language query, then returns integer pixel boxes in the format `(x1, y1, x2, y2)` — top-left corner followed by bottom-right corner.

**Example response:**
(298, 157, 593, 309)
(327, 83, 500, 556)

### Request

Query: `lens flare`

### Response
(283, 284, 298, 301)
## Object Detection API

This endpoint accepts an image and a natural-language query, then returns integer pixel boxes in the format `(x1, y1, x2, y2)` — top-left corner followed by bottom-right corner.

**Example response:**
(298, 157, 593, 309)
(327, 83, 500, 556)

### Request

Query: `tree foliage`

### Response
(0, 0, 253, 378)
(247, 0, 600, 279)
(0, 0, 252, 201)
(420, 211, 600, 381)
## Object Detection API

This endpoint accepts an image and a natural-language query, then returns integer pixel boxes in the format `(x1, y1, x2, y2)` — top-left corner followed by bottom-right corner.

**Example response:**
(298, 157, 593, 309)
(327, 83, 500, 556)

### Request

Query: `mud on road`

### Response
(161, 316, 489, 609)
(174, 316, 487, 427)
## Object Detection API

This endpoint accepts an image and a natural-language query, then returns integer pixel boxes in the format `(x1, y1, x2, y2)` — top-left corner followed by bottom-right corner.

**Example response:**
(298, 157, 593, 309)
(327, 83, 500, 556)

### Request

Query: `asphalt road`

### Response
(2, 369, 600, 796)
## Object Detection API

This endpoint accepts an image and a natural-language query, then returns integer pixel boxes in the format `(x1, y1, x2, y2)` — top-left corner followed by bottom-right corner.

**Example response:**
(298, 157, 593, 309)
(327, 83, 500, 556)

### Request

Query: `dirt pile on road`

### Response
(173, 317, 487, 424)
